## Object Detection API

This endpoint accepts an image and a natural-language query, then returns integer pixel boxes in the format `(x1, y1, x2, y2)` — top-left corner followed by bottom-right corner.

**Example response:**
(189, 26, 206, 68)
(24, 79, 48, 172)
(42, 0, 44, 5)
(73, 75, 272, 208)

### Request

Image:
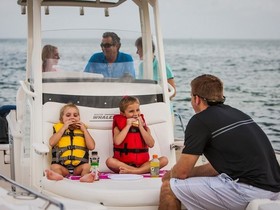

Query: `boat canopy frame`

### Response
(15, 0, 172, 191)
(18, 0, 128, 8)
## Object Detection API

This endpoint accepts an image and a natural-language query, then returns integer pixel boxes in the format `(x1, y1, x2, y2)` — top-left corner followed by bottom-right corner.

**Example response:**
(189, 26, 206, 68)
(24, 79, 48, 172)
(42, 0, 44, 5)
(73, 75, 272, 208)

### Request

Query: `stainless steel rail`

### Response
(0, 174, 64, 210)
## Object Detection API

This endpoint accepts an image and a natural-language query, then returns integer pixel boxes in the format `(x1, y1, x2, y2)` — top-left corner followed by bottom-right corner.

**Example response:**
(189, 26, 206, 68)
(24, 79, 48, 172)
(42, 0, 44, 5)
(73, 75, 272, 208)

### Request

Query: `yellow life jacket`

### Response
(52, 122, 88, 166)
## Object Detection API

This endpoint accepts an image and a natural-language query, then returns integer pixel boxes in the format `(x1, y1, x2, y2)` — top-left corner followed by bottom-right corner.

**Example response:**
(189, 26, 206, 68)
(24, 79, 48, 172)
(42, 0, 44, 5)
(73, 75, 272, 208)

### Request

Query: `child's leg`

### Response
(50, 163, 69, 177)
(74, 163, 95, 183)
(79, 173, 95, 183)
(45, 163, 68, 181)
(106, 157, 144, 174)
(119, 156, 168, 174)
(159, 156, 169, 169)
(119, 161, 151, 174)
(73, 163, 91, 176)
(45, 169, 64, 180)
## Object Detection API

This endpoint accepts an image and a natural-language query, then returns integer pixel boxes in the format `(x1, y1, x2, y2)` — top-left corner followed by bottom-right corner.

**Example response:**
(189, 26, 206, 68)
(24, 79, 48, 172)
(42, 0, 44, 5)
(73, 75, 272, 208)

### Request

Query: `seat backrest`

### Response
(43, 101, 174, 172)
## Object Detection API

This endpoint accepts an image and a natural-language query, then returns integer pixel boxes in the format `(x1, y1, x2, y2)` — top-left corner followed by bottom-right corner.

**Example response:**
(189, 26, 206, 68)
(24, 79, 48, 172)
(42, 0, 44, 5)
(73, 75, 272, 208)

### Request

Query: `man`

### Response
(84, 32, 135, 78)
(159, 74, 280, 210)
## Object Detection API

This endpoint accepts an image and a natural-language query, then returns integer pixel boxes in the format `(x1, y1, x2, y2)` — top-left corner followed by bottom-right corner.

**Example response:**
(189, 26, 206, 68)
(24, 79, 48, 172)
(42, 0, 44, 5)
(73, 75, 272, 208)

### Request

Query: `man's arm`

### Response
(163, 154, 218, 181)
(189, 161, 218, 177)
(171, 154, 199, 179)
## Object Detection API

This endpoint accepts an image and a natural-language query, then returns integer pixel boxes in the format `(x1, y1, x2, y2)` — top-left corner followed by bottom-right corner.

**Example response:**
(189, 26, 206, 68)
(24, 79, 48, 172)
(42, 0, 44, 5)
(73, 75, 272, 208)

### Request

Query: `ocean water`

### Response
(0, 38, 280, 149)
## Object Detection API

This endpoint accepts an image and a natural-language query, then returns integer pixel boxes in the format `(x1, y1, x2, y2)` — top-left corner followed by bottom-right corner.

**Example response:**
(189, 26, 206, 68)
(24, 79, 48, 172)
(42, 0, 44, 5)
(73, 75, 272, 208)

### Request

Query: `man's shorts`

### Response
(170, 173, 279, 210)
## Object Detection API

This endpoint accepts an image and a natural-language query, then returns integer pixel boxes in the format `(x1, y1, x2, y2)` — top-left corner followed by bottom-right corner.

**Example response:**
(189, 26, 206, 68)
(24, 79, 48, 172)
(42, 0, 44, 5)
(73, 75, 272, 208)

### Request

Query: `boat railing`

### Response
(0, 173, 65, 210)
(174, 111, 185, 137)
(171, 111, 185, 150)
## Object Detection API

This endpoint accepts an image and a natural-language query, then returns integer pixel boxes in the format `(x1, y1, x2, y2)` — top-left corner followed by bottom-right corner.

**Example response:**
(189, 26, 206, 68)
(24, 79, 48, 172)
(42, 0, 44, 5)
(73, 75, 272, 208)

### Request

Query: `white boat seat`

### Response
(40, 74, 175, 208)
(42, 101, 175, 172)
(40, 100, 175, 208)
(246, 198, 280, 210)
(41, 176, 162, 208)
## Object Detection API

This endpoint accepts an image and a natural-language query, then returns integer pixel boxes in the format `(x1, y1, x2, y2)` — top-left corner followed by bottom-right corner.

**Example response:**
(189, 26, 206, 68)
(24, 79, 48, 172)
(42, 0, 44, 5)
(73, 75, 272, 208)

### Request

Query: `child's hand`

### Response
(126, 118, 135, 127)
(130, 117, 144, 127)
(137, 116, 145, 127)
(64, 119, 81, 130)
(75, 121, 87, 132)
(63, 119, 75, 130)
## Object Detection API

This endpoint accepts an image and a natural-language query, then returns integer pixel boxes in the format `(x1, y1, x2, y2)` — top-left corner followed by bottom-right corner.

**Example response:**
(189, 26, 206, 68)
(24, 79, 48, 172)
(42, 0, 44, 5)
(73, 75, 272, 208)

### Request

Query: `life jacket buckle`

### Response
(67, 145, 75, 150)
(67, 155, 76, 160)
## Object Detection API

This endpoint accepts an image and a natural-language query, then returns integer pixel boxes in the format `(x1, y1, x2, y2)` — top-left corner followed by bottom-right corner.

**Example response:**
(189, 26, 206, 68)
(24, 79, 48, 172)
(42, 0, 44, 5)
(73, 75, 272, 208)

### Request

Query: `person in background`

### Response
(84, 32, 136, 78)
(42, 44, 60, 72)
(106, 96, 168, 174)
(158, 74, 280, 210)
(45, 103, 96, 183)
(135, 37, 176, 99)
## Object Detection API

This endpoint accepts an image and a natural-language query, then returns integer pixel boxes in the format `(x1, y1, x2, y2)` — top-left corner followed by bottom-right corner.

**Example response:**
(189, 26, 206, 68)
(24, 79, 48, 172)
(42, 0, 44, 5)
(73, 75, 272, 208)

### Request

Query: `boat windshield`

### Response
(40, 29, 165, 108)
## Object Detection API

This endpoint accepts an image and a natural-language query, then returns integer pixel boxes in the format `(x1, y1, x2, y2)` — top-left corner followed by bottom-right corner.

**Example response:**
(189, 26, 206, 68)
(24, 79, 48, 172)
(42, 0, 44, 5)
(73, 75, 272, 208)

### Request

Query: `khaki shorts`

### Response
(170, 173, 279, 210)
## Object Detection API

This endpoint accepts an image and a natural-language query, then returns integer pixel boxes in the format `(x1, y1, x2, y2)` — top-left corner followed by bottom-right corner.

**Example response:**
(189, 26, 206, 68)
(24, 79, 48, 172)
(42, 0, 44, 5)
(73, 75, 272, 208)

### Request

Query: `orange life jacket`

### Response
(113, 114, 149, 166)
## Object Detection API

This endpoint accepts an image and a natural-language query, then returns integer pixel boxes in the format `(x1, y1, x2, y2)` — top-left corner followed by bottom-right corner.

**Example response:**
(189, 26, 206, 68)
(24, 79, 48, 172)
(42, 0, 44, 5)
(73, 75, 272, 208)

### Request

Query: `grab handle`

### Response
(19, 80, 36, 97)
(168, 83, 175, 98)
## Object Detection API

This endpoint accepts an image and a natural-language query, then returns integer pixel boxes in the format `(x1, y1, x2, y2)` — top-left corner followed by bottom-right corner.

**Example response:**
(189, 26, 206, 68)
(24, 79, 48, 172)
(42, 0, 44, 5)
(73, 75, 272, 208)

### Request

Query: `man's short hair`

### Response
(135, 37, 155, 53)
(103, 32, 121, 46)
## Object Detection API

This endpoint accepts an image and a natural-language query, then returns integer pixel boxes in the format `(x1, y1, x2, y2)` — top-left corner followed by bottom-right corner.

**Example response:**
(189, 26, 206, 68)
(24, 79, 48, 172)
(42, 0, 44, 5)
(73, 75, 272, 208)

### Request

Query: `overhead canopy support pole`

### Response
(30, 0, 43, 190)
(135, 0, 153, 80)
(26, 0, 33, 80)
(150, 0, 169, 103)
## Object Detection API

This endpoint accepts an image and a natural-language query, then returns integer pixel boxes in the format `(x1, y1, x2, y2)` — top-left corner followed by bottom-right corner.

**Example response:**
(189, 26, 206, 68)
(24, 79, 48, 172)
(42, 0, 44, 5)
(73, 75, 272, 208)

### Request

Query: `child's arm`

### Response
(76, 121, 95, 150)
(137, 117, 155, 148)
(113, 118, 134, 145)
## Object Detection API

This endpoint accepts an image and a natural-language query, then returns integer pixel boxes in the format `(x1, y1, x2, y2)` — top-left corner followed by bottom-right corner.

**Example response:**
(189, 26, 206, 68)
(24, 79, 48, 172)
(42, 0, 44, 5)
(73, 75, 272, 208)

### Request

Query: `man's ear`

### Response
(197, 97, 209, 109)
(195, 95, 207, 107)
(194, 95, 200, 105)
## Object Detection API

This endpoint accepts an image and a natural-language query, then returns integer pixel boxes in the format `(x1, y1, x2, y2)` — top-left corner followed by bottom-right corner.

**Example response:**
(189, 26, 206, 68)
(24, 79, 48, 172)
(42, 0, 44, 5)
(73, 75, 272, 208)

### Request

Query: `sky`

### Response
(0, 0, 280, 40)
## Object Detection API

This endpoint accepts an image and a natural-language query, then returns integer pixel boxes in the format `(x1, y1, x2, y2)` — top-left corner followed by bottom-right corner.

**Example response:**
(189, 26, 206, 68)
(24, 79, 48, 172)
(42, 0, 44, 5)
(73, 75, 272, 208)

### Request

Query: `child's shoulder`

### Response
(53, 122, 63, 128)
(113, 114, 124, 119)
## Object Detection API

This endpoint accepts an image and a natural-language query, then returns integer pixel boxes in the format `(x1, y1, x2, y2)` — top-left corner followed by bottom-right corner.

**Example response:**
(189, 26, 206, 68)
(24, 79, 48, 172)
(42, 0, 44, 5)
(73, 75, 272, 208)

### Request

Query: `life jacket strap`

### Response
(128, 127, 140, 133)
(52, 156, 88, 164)
(53, 145, 87, 154)
(63, 132, 84, 138)
(113, 147, 148, 155)
(52, 145, 88, 164)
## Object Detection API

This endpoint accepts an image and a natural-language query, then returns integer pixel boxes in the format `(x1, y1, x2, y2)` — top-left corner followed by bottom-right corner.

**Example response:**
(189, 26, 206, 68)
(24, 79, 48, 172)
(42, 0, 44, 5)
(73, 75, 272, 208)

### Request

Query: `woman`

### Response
(42, 44, 60, 72)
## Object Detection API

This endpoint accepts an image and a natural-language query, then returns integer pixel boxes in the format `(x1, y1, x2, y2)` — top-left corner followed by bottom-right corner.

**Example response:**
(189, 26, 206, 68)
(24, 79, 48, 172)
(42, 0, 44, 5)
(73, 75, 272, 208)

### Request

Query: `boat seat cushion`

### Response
(43, 101, 173, 172)
(246, 199, 280, 210)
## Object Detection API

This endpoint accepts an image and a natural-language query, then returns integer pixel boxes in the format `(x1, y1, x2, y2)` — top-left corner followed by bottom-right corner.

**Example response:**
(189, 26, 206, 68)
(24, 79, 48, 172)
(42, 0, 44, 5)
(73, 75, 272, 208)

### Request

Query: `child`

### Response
(45, 103, 96, 182)
(106, 96, 168, 174)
